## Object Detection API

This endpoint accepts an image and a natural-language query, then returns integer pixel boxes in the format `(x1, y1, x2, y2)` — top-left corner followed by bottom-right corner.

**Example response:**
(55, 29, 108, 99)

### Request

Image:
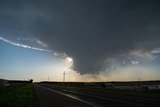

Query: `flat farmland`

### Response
(0, 83, 39, 107)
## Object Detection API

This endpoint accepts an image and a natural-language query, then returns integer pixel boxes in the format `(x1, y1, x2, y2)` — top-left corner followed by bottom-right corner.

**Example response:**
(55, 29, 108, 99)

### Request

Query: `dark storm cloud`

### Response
(0, 0, 160, 74)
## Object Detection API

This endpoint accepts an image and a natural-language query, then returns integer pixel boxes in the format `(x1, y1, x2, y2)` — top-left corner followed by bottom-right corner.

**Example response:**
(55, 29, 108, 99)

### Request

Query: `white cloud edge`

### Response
(0, 36, 72, 62)
(0, 36, 50, 52)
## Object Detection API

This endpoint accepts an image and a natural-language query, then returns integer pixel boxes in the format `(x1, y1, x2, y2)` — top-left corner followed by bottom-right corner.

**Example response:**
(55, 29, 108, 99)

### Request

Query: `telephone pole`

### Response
(63, 71, 66, 82)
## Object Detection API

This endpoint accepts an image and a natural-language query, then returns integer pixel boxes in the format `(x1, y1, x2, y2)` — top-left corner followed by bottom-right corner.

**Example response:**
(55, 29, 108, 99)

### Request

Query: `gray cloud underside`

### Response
(0, 0, 160, 74)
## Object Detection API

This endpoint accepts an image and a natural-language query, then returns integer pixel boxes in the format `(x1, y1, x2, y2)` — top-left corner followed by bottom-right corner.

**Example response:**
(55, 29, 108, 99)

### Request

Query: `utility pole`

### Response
(138, 77, 141, 91)
(63, 71, 65, 82)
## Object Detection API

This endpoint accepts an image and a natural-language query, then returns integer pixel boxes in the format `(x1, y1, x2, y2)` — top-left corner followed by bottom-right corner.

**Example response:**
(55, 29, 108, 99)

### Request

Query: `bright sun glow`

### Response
(66, 57, 73, 62)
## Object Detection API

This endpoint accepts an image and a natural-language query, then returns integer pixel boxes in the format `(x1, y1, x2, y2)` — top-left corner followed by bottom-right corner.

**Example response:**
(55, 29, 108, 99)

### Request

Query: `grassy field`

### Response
(0, 83, 39, 107)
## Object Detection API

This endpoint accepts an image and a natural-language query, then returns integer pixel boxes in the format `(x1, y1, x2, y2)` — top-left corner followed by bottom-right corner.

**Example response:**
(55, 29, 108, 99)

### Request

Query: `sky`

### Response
(0, 0, 160, 82)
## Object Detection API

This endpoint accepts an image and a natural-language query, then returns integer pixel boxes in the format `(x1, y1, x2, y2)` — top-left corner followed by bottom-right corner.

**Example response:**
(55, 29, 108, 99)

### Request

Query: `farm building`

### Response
(111, 80, 160, 90)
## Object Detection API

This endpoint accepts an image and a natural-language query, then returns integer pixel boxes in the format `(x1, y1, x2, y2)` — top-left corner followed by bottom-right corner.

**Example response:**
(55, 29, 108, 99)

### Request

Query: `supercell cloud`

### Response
(0, 0, 160, 74)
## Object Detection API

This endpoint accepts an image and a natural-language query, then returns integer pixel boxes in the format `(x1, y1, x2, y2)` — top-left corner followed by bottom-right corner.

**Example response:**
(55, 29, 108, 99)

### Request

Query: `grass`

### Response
(0, 83, 39, 107)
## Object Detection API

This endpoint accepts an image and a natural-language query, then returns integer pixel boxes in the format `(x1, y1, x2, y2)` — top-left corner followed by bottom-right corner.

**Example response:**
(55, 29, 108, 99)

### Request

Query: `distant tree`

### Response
(29, 79, 33, 83)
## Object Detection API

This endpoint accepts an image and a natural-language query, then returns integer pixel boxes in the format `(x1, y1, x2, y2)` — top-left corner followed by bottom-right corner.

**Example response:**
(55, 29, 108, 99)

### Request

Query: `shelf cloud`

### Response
(0, 0, 160, 74)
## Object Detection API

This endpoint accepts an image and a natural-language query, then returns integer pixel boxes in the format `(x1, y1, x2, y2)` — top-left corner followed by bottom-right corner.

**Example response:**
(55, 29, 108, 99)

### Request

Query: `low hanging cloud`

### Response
(0, 0, 160, 74)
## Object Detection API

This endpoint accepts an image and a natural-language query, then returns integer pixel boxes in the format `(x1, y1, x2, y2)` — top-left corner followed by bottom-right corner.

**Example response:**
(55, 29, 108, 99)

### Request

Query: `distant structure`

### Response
(111, 81, 160, 90)
(63, 71, 66, 82)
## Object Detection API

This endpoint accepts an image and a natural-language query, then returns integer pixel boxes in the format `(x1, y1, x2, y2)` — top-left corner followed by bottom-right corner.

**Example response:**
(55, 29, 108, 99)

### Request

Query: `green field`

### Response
(0, 83, 39, 107)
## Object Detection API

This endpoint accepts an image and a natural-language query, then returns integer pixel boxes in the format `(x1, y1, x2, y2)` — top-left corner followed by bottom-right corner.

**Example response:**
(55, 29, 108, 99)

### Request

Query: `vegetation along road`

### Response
(0, 83, 39, 107)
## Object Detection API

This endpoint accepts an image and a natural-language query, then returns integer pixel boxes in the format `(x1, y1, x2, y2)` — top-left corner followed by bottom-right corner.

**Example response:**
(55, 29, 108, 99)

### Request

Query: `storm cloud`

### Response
(0, 0, 160, 74)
